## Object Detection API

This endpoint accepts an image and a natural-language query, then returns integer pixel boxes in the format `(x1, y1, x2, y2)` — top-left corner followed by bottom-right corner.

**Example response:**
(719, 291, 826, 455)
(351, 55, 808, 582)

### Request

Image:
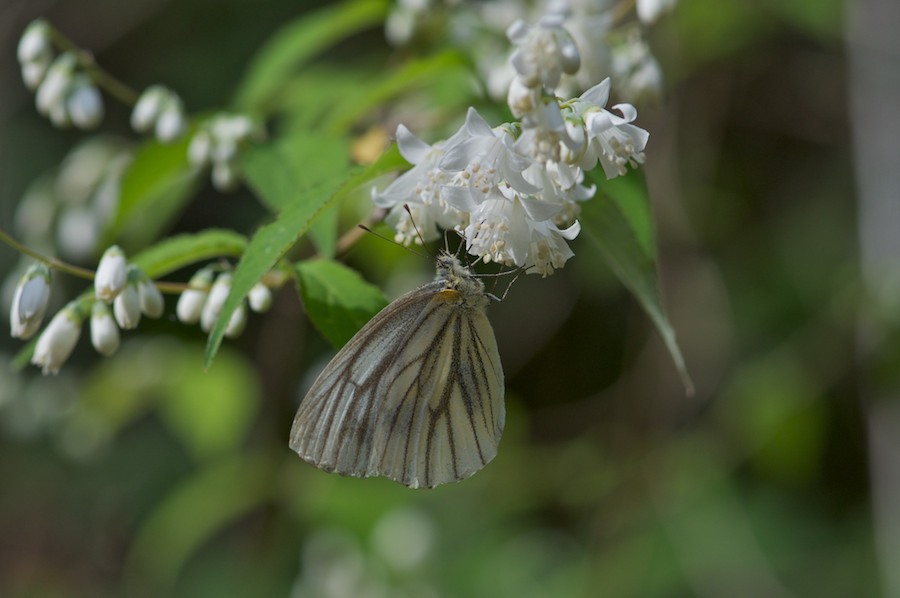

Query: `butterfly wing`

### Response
(289, 282, 505, 488)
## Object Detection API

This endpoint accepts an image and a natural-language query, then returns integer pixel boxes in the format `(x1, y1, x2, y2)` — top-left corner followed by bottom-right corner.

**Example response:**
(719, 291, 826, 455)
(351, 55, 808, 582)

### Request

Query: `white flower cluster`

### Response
(8, 249, 277, 374)
(16, 20, 265, 199)
(174, 268, 272, 337)
(17, 20, 104, 130)
(11, 246, 165, 374)
(385, 1, 675, 105)
(131, 85, 188, 143)
(374, 13, 649, 276)
(188, 114, 262, 191)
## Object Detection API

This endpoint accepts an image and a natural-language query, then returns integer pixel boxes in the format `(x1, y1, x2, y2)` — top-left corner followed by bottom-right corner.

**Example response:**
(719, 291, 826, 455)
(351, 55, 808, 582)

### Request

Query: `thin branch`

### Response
(1, 228, 96, 281)
(48, 27, 140, 106)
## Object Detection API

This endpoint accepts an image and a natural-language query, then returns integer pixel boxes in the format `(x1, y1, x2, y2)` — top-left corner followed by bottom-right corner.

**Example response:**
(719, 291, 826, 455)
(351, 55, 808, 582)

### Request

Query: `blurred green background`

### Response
(0, 0, 890, 596)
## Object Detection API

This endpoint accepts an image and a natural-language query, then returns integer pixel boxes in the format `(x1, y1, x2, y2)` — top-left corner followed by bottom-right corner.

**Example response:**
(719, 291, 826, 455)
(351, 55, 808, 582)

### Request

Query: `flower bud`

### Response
(17, 20, 52, 65)
(176, 268, 213, 324)
(559, 34, 581, 75)
(67, 76, 104, 130)
(224, 302, 247, 338)
(200, 273, 232, 332)
(248, 282, 273, 313)
(155, 96, 187, 143)
(32, 302, 82, 375)
(113, 277, 141, 330)
(48, 99, 71, 128)
(507, 76, 539, 118)
(188, 131, 212, 167)
(36, 52, 75, 116)
(138, 277, 165, 318)
(90, 300, 120, 356)
(95, 245, 127, 301)
(10, 263, 52, 340)
(21, 54, 52, 91)
(130, 85, 166, 132)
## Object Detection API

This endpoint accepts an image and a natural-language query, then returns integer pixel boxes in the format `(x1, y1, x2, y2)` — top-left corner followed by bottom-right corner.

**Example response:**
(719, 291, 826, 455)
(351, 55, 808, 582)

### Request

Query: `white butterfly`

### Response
(289, 252, 505, 489)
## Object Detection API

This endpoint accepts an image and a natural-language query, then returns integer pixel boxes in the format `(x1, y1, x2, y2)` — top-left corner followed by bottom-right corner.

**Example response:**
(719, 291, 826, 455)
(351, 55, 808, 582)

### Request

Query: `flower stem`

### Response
(0, 228, 97, 281)
(48, 27, 140, 106)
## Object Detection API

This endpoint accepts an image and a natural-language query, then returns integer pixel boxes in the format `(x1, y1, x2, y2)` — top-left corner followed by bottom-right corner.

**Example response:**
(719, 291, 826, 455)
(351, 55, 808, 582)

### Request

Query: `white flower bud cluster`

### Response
(175, 267, 273, 338)
(7, 246, 169, 375)
(188, 114, 262, 192)
(90, 246, 164, 350)
(374, 11, 650, 276)
(385, 2, 668, 105)
(18, 20, 104, 130)
(131, 85, 188, 143)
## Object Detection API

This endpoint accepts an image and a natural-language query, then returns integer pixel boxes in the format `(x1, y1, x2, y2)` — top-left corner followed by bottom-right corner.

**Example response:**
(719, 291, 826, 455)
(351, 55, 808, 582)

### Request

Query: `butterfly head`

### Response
(435, 252, 487, 306)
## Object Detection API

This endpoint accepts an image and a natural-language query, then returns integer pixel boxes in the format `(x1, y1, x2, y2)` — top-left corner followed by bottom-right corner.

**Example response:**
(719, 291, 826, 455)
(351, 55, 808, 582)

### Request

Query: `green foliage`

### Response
(235, 0, 389, 112)
(296, 259, 388, 348)
(131, 229, 247, 278)
(0, 1, 876, 596)
(204, 134, 351, 367)
(581, 170, 693, 393)
(107, 136, 200, 252)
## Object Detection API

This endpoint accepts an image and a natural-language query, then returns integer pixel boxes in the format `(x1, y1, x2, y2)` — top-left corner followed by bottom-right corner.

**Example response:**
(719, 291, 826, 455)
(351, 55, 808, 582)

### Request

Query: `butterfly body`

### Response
(290, 253, 505, 488)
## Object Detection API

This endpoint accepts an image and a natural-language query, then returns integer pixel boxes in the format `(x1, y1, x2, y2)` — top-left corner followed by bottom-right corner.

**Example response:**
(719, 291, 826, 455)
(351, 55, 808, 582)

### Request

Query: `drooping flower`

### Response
(66, 75, 104, 130)
(113, 271, 142, 330)
(138, 277, 165, 318)
(35, 52, 76, 118)
(224, 302, 247, 338)
(90, 300, 120, 356)
(10, 263, 52, 340)
(17, 19, 53, 90)
(200, 272, 233, 333)
(248, 282, 273, 313)
(32, 302, 83, 375)
(507, 14, 581, 91)
(94, 245, 127, 301)
(571, 78, 649, 179)
(176, 268, 213, 324)
(187, 114, 260, 191)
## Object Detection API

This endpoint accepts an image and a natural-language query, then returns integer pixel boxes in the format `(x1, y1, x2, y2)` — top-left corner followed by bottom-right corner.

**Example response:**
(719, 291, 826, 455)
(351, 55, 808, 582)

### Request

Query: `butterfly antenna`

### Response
(402, 204, 432, 253)
(498, 266, 527, 301)
(357, 224, 430, 259)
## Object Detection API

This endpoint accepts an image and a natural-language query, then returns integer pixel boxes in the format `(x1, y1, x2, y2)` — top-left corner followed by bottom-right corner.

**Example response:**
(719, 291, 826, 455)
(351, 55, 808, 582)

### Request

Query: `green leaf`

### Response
(240, 134, 349, 212)
(278, 66, 370, 134)
(131, 229, 247, 279)
(234, 0, 389, 112)
(581, 174, 693, 394)
(296, 259, 388, 347)
(308, 204, 339, 258)
(204, 137, 351, 368)
(107, 136, 200, 251)
(123, 452, 275, 592)
(204, 141, 408, 367)
(601, 170, 655, 257)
